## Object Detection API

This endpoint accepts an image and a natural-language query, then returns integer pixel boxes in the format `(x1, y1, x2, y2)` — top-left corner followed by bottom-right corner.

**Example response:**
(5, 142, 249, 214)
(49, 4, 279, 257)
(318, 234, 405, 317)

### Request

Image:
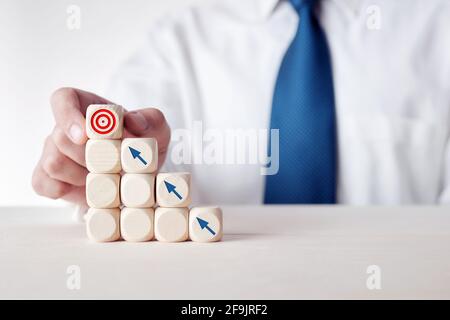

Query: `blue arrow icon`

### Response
(164, 180, 183, 200)
(196, 217, 216, 236)
(128, 147, 147, 166)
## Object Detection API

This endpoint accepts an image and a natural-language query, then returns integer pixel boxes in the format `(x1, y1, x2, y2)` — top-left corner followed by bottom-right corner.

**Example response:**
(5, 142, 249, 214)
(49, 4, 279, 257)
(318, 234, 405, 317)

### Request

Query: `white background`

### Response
(0, 0, 202, 206)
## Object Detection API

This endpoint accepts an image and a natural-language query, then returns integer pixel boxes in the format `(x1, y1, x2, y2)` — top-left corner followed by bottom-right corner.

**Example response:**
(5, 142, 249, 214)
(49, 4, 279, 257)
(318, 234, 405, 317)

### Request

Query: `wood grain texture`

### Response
(86, 173, 121, 208)
(121, 207, 154, 242)
(85, 139, 121, 173)
(86, 208, 120, 242)
(120, 174, 155, 207)
(154, 207, 189, 242)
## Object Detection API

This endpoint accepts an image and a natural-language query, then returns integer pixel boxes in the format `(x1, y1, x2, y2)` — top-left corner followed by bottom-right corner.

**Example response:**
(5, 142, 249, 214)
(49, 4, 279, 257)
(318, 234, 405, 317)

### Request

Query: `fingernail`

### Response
(69, 124, 83, 143)
(128, 111, 149, 131)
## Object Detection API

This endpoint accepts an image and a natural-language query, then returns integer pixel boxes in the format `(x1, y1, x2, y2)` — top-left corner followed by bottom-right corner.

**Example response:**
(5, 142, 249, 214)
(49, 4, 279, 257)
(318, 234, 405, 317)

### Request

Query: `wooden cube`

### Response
(86, 208, 120, 242)
(154, 207, 188, 242)
(189, 206, 223, 242)
(156, 172, 191, 207)
(86, 173, 121, 208)
(120, 174, 155, 207)
(86, 104, 124, 139)
(120, 208, 154, 242)
(85, 139, 121, 173)
(121, 138, 158, 173)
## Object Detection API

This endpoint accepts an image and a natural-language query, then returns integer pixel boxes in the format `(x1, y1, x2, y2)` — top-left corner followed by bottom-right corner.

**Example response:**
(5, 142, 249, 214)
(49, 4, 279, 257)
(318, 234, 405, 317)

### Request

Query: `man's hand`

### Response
(32, 87, 171, 206)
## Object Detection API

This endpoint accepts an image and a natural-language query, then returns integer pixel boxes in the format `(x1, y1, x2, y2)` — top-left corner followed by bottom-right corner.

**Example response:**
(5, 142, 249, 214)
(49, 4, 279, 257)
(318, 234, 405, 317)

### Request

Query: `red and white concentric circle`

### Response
(90, 109, 117, 135)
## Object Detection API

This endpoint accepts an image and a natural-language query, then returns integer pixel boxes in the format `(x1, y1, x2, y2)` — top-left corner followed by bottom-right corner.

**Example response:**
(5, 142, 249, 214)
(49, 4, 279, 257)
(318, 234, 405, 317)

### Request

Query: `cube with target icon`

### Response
(86, 104, 124, 140)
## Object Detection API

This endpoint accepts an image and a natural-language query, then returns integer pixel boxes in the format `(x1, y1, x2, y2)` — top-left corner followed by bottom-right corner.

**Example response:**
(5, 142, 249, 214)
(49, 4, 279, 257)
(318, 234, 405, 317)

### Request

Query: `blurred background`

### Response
(0, 0, 202, 206)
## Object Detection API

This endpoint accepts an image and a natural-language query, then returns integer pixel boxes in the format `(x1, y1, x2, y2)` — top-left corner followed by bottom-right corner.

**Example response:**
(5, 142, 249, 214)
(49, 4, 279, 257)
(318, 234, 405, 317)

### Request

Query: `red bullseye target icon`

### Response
(91, 109, 117, 135)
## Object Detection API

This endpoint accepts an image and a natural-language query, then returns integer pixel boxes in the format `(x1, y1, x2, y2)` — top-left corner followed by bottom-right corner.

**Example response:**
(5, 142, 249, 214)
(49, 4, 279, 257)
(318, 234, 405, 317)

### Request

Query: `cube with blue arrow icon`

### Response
(121, 138, 158, 173)
(156, 172, 191, 207)
(189, 206, 223, 242)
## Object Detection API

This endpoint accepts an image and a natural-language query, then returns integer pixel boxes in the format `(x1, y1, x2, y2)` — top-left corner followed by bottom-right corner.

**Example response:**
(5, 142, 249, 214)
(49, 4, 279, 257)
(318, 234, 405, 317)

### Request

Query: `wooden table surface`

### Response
(0, 206, 449, 299)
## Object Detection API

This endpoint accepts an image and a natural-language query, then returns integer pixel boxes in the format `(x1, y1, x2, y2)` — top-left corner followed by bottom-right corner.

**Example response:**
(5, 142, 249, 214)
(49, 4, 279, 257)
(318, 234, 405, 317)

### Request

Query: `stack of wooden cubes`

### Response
(84, 104, 222, 243)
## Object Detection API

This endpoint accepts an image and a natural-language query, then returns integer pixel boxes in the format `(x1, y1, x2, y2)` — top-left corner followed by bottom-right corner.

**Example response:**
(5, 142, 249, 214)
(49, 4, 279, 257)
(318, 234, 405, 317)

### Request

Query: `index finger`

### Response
(50, 87, 112, 145)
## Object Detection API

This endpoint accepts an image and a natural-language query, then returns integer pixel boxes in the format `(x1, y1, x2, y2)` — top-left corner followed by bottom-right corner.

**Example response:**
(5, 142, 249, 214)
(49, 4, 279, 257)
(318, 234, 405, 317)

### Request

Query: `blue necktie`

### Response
(264, 0, 337, 204)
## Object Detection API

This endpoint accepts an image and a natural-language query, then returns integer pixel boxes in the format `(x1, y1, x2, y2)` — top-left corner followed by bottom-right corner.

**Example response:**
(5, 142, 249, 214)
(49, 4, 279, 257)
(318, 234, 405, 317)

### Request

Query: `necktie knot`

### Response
(290, 0, 316, 13)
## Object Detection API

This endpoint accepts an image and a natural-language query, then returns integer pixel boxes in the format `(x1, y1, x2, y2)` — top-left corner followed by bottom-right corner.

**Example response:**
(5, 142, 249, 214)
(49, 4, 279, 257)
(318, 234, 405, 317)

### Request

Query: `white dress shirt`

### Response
(107, 0, 450, 205)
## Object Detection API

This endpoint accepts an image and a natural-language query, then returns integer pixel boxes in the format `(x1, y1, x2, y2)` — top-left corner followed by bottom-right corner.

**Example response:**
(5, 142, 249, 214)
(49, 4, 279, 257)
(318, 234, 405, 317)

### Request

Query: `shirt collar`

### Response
(221, 0, 279, 21)
(259, 0, 281, 19)
(236, 0, 363, 20)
